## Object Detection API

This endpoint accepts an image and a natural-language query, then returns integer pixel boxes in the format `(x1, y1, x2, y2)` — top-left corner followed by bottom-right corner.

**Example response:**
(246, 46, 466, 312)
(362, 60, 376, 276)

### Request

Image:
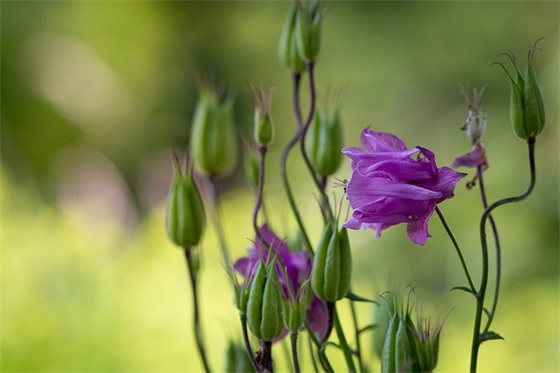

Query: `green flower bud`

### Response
(304, 107, 343, 177)
(373, 294, 395, 358)
(495, 38, 546, 140)
(278, 3, 305, 73)
(296, 0, 322, 62)
(282, 274, 310, 334)
(311, 224, 352, 302)
(190, 82, 238, 176)
(381, 312, 399, 373)
(246, 261, 284, 341)
(248, 81, 275, 147)
(165, 153, 206, 249)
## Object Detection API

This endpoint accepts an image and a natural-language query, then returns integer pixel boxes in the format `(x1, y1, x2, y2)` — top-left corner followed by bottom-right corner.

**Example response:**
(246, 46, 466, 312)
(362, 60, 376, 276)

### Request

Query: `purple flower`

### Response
(233, 224, 329, 340)
(342, 128, 466, 245)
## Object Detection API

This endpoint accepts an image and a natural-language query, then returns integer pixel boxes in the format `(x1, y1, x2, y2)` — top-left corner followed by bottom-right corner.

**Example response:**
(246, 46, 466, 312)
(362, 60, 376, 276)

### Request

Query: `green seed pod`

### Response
(311, 224, 352, 302)
(305, 108, 343, 177)
(278, 3, 305, 73)
(165, 154, 206, 249)
(295, 0, 321, 62)
(246, 261, 284, 341)
(190, 87, 238, 177)
(395, 315, 415, 372)
(497, 39, 546, 140)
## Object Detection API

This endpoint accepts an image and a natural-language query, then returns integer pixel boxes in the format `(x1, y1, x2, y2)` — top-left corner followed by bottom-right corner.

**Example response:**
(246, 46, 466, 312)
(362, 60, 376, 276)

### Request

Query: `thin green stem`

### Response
(476, 166, 502, 334)
(290, 332, 301, 373)
(207, 176, 232, 269)
(240, 314, 261, 372)
(307, 333, 319, 373)
(299, 61, 332, 222)
(280, 72, 313, 252)
(253, 145, 269, 246)
(349, 300, 365, 372)
(333, 302, 357, 372)
(470, 138, 536, 372)
(304, 321, 334, 372)
(184, 249, 211, 373)
(435, 206, 476, 293)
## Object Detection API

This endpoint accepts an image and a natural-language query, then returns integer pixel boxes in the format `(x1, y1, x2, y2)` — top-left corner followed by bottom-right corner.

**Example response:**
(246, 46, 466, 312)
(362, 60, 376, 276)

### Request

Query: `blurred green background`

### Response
(1, 1, 558, 372)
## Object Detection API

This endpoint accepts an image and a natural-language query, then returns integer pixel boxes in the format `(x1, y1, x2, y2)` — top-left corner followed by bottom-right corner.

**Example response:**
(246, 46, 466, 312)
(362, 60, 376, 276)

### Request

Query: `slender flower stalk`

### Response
(184, 249, 211, 373)
(333, 303, 357, 373)
(252, 145, 268, 246)
(240, 314, 261, 372)
(349, 299, 366, 373)
(280, 72, 313, 252)
(470, 138, 536, 372)
(290, 332, 301, 373)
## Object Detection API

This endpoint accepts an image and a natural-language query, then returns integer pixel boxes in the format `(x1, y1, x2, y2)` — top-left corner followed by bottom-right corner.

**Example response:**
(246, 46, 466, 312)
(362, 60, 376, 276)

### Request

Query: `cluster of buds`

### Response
(378, 293, 444, 373)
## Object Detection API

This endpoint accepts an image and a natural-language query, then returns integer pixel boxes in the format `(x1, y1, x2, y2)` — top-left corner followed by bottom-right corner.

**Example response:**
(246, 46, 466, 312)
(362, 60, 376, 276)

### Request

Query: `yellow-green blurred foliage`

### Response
(2, 1, 558, 371)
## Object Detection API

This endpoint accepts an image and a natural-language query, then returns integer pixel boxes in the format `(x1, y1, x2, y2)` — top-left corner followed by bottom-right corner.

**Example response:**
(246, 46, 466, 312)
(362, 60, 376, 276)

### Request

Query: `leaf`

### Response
(450, 286, 476, 295)
(480, 331, 505, 344)
(346, 291, 380, 305)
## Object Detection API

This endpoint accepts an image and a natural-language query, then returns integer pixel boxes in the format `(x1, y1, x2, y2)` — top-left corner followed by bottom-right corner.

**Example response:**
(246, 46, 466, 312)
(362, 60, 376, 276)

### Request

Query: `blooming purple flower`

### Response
(342, 128, 466, 245)
(233, 224, 329, 340)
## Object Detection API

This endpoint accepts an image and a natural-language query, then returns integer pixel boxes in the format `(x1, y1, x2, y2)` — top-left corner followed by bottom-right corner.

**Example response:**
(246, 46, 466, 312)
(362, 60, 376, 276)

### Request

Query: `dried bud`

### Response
(190, 80, 238, 176)
(165, 153, 206, 249)
(311, 223, 352, 302)
(494, 38, 546, 140)
(278, 3, 305, 73)
(305, 107, 343, 177)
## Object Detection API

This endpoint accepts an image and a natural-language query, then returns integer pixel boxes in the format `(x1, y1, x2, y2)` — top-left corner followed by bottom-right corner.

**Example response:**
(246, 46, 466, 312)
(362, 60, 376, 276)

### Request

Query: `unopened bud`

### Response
(246, 261, 284, 341)
(165, 154, 206, 249)
(296, 0, 322, 62)
(305, 107, 343, 177)
(311, 224, 352, 302)
(190, 81, 238, 176)
(278, 3, 305, 73)
(248, 81, 275, 146)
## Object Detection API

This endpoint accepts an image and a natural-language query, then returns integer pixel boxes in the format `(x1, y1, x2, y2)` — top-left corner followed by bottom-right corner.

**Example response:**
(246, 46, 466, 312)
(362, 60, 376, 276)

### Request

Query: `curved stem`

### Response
(280, 73, 313, 252)
(470, 138, 536, 372)
(299, 61, 332, 222)
(290, 332, 301, 373)
(240, 314, 261, 372)
(333, 302, 357, 372)
(184, 249, 211, 373)
(477, 166, 502, 334)
(435, 206, 476, 292)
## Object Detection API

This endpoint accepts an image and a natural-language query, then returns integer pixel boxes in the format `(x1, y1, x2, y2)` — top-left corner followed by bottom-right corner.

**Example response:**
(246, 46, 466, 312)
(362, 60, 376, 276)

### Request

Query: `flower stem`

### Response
(280, 72, 313, 253)
(206, 176, 232, 272)
(304, 321, 334, 372)
(299, 61, 332, 222)
(476, 165, 502, 334)
(240, 314, 261, 372)
(307, 333, 319, 373)
(290, 332, 301, 373)
(184, 249, 211, 373)
(260, 339, 274, 373)
(349, 300, 366, 373)
(333, 302, 357, 372)
(253, 145, 269, 246)
(435, 206, 476, 292)
(470, 137, 536, 372)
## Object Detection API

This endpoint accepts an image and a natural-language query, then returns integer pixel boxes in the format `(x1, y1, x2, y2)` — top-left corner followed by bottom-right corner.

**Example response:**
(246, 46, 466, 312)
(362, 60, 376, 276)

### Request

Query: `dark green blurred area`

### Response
(2, 1, 558, 371)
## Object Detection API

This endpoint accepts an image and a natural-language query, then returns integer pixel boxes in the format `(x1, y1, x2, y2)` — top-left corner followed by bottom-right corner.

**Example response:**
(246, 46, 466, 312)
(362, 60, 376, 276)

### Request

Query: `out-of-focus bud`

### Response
(225, 340, 254, 373)
(373, 294, 395, 358)
(244, 145, 260, 190)
(305, 107, 343, 177)
(248, 81, 275, 147)
(278, 3, 305, 73)
(282, 268, 310, 334)
(296, 0, 322, 62)
(246, 260, 284, 341)
(190, 79, 238, 177)
(494, 38, 546, 140)
(165, 153, 206, 249)
(311, 223, 352, 302)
